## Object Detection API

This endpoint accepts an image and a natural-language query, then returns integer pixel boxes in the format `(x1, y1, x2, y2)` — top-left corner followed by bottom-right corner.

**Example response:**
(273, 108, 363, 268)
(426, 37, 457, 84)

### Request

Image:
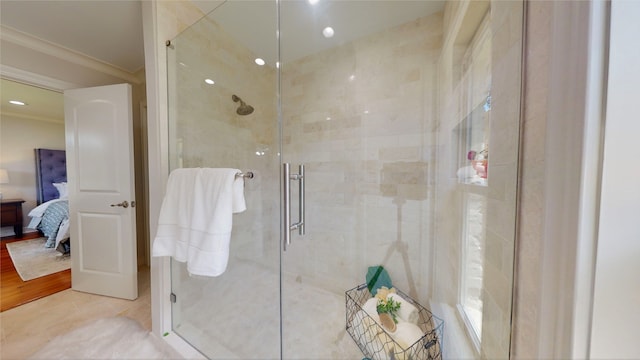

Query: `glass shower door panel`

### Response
(280, 1, 442, 359)
(279, 3, 360, 358)
(166, 2, 280, 359)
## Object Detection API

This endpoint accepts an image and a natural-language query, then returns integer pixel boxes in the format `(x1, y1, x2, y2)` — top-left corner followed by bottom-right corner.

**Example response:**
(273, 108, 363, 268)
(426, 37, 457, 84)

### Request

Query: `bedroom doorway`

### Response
(0, 78, 71, 311)
(1, 73, 146, 307)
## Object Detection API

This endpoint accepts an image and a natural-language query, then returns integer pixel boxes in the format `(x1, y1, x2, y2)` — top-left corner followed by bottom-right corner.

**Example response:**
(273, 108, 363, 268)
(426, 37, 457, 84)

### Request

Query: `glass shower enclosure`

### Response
(165, 0, 523, 359)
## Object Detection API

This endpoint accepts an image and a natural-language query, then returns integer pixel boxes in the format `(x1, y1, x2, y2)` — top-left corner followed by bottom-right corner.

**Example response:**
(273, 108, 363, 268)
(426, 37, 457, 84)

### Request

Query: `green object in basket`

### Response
(365, 265, 392, 295)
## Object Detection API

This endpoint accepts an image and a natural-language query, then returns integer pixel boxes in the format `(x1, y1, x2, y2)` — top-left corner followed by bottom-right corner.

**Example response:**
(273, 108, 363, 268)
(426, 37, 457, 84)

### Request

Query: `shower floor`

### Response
(171, 258, 363, 359)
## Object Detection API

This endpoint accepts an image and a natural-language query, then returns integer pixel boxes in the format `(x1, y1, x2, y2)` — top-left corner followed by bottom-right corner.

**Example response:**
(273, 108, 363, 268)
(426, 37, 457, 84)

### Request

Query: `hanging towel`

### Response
(152, 168, 246, 276)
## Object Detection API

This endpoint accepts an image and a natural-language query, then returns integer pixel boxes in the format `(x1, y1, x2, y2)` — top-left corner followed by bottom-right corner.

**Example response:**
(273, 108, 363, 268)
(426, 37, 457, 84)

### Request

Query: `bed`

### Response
(27, 148, 71, 254)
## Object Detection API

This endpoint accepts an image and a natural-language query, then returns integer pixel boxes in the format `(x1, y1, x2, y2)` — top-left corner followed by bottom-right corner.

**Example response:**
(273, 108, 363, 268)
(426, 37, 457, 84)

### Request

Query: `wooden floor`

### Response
(1, 232, 71, 312)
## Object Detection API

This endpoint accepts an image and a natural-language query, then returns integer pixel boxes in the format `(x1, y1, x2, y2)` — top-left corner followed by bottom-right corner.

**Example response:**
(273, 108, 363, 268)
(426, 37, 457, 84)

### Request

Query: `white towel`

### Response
(361, 297, 381, 325)
(388, 293, 419, 324)
(391, 322, 424, 349)
(152, 168, 246, 276)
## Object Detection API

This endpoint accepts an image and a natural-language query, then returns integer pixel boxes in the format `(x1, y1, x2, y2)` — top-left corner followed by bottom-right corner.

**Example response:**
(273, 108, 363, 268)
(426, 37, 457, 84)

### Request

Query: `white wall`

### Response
(0, 115, 65, 235)
(590, 1, 640, 358)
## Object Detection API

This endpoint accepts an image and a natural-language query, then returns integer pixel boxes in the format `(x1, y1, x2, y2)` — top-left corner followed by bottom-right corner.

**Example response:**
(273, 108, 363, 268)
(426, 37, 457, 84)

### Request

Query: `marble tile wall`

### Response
(159, 1, 528, 358)
(481, 2, 523, 358)
(164, 6, 282, 357)
(435, 1, 523, 358)
(281, 12, 443, 299)
(168, 8, 280, 268)
(511, 1, 552, 358)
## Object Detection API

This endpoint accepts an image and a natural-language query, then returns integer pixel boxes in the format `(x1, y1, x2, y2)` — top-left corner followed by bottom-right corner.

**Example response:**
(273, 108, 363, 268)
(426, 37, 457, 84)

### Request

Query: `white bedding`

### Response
(55, 219, 70, 249)
(28, 198, 66, 219)
(27, 198, 70, 246)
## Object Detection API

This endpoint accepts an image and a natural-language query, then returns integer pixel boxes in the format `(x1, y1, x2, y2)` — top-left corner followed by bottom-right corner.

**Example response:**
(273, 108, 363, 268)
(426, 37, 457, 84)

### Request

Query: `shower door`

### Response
(278, 2, 442, 358)
(278, 1, 524, 359)
(165, 0, 523, 359)
(166, 1, 281, 358)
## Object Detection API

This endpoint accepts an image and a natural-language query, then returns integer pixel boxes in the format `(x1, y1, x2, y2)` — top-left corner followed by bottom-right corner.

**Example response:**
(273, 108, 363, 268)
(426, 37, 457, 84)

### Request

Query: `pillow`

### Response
(53, 182, 68, 199)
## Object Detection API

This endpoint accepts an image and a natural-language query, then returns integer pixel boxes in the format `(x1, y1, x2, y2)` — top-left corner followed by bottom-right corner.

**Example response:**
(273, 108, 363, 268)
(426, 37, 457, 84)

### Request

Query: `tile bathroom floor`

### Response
(0, 267, 152, 359)
(172, 259, 363, 359)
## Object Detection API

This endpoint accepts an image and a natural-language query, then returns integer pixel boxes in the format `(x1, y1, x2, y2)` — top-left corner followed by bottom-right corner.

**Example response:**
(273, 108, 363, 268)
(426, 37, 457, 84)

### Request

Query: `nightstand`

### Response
(1, 199, 25, 237)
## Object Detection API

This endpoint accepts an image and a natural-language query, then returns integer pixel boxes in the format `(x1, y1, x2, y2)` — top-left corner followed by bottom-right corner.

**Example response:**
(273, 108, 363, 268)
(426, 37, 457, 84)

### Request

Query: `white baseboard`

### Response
(1, 227, 37, 238)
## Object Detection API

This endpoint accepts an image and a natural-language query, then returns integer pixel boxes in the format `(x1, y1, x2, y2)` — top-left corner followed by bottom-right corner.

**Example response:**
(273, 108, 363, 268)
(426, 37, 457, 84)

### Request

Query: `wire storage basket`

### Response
(345, 284, 444, 360)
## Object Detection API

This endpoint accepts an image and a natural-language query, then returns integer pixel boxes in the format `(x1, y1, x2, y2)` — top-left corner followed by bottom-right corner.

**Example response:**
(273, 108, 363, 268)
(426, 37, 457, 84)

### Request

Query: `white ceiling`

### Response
(0, 0, 145, 73)
(194, 0, 444, 66)
(0, 0, 144, 122)
(0, 78, 64, 123)
(1, 0, 444, 74)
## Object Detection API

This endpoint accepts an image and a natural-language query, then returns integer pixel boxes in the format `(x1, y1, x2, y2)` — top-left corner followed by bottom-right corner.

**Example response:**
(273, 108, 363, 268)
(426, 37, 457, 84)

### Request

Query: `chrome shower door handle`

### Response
(298, 164, 305, 236)
(282, 163, 306, 251)
(283, 163, 291, 251)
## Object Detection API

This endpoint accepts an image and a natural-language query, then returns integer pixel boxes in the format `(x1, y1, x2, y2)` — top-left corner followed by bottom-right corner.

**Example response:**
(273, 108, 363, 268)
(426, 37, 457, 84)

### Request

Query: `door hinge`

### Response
(170, 292, 177, 303)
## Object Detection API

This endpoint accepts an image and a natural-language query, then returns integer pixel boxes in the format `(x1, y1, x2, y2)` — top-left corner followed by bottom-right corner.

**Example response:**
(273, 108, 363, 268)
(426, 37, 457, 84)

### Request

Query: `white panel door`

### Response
(64, 83, 138, 300)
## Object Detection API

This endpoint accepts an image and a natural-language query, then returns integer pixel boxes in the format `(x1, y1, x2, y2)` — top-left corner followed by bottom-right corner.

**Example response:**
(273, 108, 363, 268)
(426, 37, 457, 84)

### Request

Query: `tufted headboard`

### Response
(34, 148, 67, 204)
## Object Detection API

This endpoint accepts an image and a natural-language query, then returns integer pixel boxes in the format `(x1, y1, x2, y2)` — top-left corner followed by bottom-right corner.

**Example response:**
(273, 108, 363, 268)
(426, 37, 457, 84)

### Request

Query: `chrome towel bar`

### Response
(235, 171, 254, 179)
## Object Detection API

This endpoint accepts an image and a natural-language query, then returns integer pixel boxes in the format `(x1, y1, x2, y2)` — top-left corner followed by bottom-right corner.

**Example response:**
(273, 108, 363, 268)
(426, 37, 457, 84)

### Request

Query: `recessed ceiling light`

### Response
(349, 75, 356, 82)
(9, 100, 26, 106)
(308, 0, 319, 4)
(255, 58, 266, 66)
(322, 27, 334, 38)
(204, 79, 215, 85)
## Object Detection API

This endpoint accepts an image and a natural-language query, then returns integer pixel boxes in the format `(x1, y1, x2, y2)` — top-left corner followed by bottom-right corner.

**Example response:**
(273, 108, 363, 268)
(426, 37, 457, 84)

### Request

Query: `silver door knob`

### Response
(110, 200, 129, 208)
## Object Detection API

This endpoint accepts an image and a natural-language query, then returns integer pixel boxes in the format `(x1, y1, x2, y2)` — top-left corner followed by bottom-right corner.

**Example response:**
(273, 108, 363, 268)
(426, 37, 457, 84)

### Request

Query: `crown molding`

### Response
(1, 25, 141, 85)
(0, 65, 80, 92)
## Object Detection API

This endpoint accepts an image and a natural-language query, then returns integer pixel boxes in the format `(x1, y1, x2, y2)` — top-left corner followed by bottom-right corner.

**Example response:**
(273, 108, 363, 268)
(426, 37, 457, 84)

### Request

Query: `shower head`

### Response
(232, 94, 254, 115)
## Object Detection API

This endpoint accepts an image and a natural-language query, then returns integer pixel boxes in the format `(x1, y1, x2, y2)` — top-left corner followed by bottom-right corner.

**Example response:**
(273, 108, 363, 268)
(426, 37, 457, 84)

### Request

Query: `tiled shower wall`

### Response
(169, 12, 280, 267)
(159, 1, 525, 359)
(435, 1, 522, 358)
(512, 1, 552, 358)
(281, 12, 443, 298)
(482, 2, 522, 357)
